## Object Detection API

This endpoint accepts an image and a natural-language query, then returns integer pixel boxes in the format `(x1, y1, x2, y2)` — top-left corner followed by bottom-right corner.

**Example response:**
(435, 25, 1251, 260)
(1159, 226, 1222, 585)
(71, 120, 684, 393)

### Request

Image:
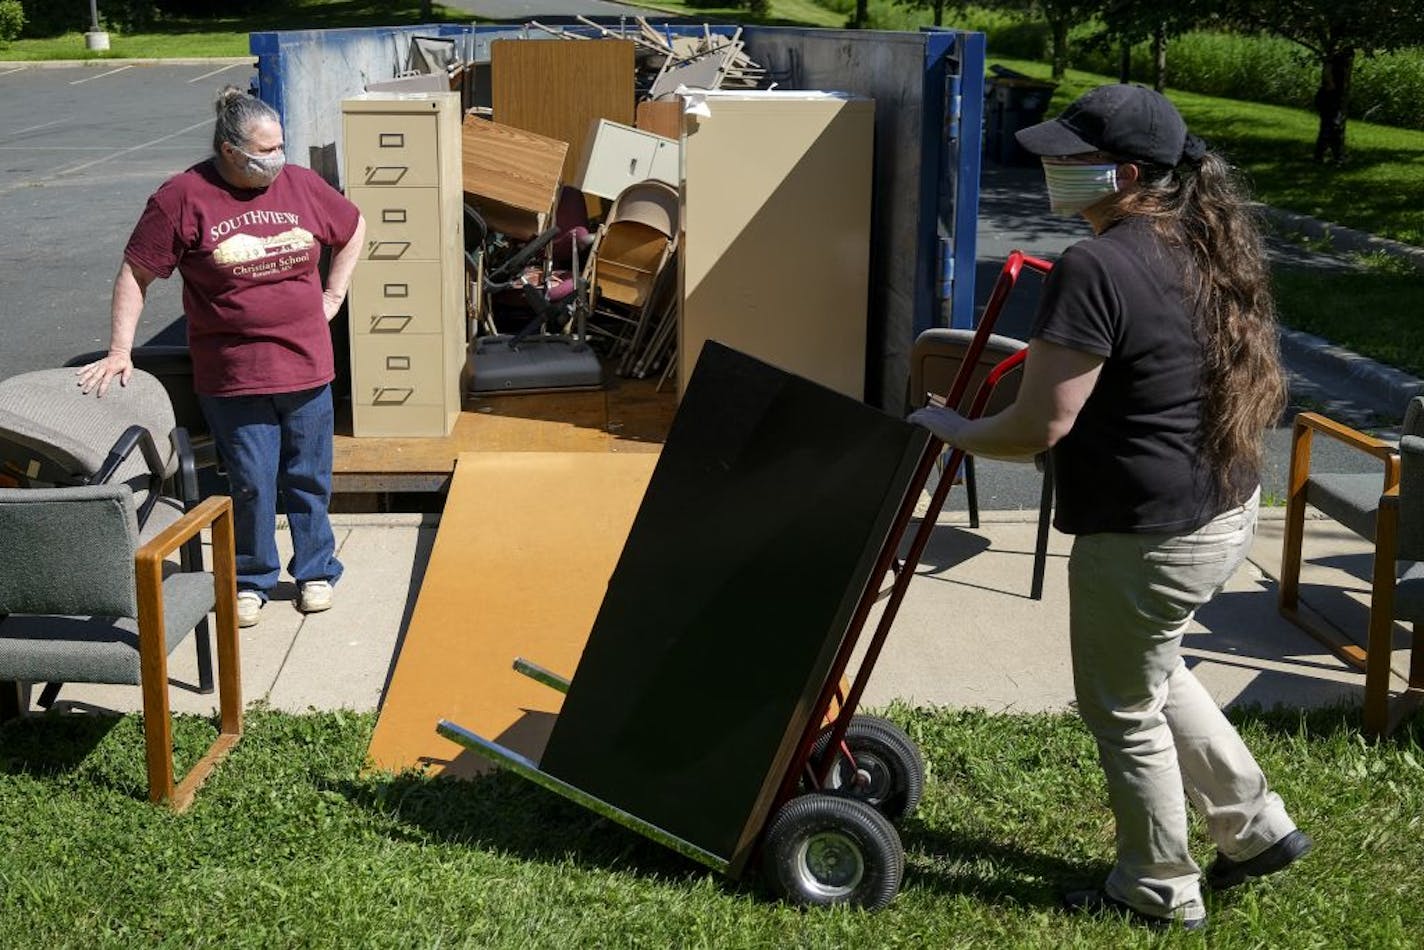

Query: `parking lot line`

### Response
(8, 118, 67, 137)
(0, 117, 210, 195)
(188, 62, 247, 84)
(69, 65, 133, 85)
(0, 66, 26, 78)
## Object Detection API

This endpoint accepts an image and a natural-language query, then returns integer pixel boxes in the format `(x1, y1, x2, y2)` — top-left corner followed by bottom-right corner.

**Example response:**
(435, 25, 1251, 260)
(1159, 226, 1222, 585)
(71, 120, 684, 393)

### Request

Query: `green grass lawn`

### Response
(986, 57, 1424, 249)
(0, 0, 473, 60)
(2, 703, 1420, 946)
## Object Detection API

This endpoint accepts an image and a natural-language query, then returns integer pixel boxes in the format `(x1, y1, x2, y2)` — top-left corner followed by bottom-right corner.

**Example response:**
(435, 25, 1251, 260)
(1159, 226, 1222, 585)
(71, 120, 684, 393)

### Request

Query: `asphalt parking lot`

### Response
(0, 61, 254, 380)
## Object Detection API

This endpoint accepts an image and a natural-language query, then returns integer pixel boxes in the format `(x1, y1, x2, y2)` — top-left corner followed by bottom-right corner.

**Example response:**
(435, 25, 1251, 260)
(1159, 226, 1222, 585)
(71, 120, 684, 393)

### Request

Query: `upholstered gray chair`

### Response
(0, 484, 242, 809)
(1280, 396, 1424, 736)
(0, 366, 213, 701)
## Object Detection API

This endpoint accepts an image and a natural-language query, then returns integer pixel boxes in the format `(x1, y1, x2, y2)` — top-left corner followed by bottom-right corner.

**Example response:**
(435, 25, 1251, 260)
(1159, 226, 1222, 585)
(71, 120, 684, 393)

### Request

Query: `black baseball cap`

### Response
(1015, 83, 1198, 167)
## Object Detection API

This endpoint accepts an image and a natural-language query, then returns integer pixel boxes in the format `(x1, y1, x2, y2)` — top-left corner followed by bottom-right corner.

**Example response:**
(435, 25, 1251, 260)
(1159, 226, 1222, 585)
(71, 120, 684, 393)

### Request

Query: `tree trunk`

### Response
(1119, 42, 1131, 83)
(855, 0, 868, 28)
(420, 0, 433, 19)
(1152, 24, 1167, 92)
(934, 0, 945, 27)
(1051, 19, 1069, 80)
(1313, 49, 1354, 163)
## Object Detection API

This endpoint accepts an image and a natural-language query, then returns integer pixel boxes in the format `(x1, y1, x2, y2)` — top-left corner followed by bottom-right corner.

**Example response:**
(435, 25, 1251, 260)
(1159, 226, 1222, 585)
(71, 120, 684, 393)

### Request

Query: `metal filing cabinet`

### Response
(342, 92, 465, 436)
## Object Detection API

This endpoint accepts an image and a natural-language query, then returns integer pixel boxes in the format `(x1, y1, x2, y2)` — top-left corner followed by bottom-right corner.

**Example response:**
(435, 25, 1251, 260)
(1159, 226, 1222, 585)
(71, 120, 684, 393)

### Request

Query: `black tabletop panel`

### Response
(538, 342, 930, 867)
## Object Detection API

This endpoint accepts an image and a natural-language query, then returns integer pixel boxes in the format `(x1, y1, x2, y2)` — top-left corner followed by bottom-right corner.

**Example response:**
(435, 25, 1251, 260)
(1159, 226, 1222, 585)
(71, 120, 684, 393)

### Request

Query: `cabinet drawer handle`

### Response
(368, 240, 411, 260)
(371, 386, 414, 405)
(382, 282, 409, 298)
(385, 355, 412, 370)
(370, 314, 413, 333)
(381, 208, 408, 224)
(379, 133, 405, 148)
(365, 165, 409, 185)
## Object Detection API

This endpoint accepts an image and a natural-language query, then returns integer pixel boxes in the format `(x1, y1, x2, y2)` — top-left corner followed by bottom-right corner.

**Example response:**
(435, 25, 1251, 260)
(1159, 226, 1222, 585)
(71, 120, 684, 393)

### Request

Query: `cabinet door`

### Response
(345, 113, 441, 187)
(349, 187, 443, 261)
(350, 261, 446, 336)
(352, 334, 447, 407)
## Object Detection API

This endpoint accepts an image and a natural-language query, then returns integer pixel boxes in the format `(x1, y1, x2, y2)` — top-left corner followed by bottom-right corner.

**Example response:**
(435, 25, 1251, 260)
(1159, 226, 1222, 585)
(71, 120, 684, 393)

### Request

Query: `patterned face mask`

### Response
(233, 145, 286, 186)
(1041, 159, 1119, 215)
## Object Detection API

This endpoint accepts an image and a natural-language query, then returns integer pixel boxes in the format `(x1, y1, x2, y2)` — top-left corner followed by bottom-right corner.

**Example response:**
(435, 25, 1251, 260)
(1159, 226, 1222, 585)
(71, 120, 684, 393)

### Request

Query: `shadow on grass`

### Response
(0, 710, 117, 776)
(902, 823, 1110, 909)
(333, 767, 748, 890)
(1222, 699, 1424, 745)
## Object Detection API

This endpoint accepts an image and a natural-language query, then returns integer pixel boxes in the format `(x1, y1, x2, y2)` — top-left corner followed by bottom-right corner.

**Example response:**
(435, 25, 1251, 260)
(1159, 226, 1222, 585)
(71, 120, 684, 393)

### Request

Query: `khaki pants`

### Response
(1068, 489, 1297, 921)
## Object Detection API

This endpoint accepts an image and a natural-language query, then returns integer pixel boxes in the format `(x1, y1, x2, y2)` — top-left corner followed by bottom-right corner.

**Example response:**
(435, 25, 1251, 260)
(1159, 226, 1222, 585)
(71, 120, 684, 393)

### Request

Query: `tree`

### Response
(1092, 0, 1212, 90)
(987, 0, 1101, 79)
(1226, 0, 1424, 162)
(895, 0, 966, 27)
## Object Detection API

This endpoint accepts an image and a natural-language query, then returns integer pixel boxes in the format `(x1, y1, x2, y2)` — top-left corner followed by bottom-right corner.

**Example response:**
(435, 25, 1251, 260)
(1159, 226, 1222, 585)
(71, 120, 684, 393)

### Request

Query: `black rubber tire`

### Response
(809, 715, 925, 822)
(762, 793, 904, 911)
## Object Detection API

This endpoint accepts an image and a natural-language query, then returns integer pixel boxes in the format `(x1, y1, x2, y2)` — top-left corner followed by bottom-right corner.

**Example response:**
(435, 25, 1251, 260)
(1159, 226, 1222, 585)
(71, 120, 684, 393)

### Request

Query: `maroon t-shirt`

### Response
(124, 160, 361, 397)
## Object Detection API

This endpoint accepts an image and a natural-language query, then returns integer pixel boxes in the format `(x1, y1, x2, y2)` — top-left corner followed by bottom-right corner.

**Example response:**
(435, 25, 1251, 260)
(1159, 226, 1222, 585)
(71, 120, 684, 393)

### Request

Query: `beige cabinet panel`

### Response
(348, 403, 449, 438)
(344, 112, 441, 187)
(350, 261, 445, 336)
(348, 186, 442, 261)
(680, 96, 873, 401)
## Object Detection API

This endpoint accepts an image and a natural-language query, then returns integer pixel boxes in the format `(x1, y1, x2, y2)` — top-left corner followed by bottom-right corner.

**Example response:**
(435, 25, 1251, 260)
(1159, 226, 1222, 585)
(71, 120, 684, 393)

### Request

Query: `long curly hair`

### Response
(1112, 151, 1286, 503)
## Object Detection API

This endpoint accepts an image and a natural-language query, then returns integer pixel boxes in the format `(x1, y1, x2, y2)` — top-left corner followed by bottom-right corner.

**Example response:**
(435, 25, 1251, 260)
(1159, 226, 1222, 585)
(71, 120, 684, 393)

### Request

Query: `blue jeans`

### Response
(199, 385, 343, 599)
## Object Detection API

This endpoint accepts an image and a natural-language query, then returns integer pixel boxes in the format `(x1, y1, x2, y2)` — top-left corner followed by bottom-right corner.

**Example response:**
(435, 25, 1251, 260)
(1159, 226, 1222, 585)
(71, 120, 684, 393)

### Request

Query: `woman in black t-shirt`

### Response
(910, 84, 1310, 930)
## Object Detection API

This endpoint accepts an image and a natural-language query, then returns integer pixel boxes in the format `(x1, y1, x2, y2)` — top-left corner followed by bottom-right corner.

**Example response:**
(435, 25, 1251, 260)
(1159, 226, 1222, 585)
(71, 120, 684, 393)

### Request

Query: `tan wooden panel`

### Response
(460, 116, 567, 220)
(366, 452, 659, 776)
(636, 99, 684, 141)
(333, 380, 675, 474)
(491, 39, 635, 184)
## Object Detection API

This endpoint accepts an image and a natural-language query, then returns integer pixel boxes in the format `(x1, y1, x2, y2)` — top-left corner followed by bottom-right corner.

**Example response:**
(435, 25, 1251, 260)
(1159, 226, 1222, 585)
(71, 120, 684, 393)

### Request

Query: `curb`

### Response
(1279, 327, 1424, 413)
(0, 57, 254, 68)
(1258, 204, 1424, 273)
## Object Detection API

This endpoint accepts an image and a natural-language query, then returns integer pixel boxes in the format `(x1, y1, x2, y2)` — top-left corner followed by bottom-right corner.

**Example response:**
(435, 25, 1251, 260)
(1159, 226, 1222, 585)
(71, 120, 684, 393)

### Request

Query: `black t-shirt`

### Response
(1032, 216, 1233, 535)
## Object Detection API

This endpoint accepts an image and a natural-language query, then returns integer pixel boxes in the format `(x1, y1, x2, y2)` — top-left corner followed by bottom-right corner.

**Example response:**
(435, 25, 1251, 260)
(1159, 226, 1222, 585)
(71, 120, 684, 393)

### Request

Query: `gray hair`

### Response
(212, 84, 280, 154)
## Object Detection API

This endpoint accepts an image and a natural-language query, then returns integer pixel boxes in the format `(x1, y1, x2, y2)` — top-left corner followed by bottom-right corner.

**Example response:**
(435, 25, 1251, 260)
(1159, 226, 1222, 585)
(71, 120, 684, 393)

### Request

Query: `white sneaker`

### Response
(297, 580, 334, 614)
(236, 590, 263, 628)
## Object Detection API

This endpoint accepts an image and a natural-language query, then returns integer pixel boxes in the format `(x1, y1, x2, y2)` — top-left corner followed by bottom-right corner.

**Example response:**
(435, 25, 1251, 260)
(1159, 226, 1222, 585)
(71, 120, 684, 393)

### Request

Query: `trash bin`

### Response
(983, 66, 1057, 166)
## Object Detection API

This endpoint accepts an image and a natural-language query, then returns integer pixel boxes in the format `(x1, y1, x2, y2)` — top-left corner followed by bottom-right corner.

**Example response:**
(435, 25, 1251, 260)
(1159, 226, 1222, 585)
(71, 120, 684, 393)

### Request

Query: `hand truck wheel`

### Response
(762, 793, 903, 910)
(809, 714, 925, 822)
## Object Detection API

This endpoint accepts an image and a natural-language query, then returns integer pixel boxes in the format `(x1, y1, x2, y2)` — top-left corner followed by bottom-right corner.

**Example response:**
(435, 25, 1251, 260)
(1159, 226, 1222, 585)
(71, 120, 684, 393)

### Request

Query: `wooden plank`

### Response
(461, 116, 567, 241)
(366, 452, 659, 776)
(492, 39, 635, 185)
(635, 100, 684, 141)
(333, 380, 675, 486)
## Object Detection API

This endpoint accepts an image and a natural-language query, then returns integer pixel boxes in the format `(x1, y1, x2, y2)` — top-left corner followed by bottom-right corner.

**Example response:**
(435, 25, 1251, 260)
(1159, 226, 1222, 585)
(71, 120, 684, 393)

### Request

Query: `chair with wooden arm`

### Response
(0, 486, 243, 810)
(1279, 398, 1424, 736)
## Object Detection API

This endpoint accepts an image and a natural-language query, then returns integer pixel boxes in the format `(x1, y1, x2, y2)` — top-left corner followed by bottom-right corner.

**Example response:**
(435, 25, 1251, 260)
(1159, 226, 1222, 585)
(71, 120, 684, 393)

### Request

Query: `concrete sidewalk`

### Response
(58, 504, 1392, 724)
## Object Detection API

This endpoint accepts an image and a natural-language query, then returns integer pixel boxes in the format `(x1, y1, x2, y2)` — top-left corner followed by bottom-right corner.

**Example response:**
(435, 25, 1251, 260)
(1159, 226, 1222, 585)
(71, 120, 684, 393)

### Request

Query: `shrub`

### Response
(17, 0, 157, 37)
(0, 0, 25, 43)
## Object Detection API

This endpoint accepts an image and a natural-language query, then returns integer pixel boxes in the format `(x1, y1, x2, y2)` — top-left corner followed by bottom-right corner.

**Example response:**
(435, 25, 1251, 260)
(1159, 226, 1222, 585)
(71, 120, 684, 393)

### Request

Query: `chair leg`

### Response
(0, 681, 30, 722)
(36, 682, 62, 709)
(193, 617, 215, 695)
(1030, 459, 1054, 601)
(1279, 423, 1312, 611)
(1411, 622, 1424, 690)
(965, 455, 980, 530)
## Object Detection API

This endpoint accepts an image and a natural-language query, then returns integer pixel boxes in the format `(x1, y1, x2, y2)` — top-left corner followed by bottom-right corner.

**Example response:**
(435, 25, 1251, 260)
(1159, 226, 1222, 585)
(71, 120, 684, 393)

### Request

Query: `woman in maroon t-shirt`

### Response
(77, 86, 366, 629)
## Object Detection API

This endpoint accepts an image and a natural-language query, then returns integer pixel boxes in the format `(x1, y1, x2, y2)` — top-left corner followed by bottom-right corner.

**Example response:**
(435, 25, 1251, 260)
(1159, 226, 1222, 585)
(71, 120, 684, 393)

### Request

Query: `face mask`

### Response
(1042, 160, 1119, 215)
(232, 145, 285, 185)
